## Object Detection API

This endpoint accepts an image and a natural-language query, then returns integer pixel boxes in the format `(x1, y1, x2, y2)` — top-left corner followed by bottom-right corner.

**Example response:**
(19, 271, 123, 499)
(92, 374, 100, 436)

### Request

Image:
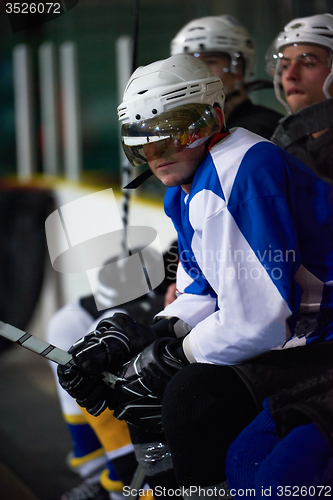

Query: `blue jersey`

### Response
(160, 128, 333, 365)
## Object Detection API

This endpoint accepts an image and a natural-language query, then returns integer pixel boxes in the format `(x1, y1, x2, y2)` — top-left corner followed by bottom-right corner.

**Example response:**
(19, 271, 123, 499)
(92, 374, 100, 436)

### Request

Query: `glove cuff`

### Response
(152, 316, 192, 339)
(138, 338, 188, 396)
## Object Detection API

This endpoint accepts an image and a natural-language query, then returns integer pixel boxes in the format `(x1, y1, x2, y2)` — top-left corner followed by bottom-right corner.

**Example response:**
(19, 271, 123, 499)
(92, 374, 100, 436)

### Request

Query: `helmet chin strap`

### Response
(323, 69, 333, 99)
(274, 77, 291, 113)
(273, 59, 292, 113)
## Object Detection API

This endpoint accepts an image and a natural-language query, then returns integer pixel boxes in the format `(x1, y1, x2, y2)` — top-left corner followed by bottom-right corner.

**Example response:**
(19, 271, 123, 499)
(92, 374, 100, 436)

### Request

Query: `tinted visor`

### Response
(121, 103, 220, 166)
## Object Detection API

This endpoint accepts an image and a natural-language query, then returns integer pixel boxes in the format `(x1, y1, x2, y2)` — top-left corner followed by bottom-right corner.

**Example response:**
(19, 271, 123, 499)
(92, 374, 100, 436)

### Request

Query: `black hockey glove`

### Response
(69, 313, 158, 375)
(151, 316, 192, 339)
(113, 337, 189, 432)
(57, 361, 114, 416)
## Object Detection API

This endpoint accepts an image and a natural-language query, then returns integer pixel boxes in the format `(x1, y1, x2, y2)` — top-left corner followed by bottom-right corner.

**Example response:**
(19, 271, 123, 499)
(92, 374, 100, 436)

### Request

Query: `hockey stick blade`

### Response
(0, 320, 119, 387)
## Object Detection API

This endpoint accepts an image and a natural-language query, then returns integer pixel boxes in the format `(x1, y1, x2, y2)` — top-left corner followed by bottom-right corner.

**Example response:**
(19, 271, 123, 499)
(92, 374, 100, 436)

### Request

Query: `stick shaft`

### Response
(0, 320, 119, 387)
(0, 321, 72, 365)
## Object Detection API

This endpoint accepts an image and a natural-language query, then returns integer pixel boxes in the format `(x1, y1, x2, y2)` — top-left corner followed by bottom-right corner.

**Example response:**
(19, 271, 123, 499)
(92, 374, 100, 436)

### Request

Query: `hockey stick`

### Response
(0, 319, 148, 496)
(226, 79, 274, 99)
(119, 0, 141, 258)
(0, 320, 118, 387)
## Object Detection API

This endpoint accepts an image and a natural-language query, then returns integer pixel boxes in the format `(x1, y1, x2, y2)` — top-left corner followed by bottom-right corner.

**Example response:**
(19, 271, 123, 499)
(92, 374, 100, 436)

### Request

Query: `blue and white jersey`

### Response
(160, 128, 333, 365)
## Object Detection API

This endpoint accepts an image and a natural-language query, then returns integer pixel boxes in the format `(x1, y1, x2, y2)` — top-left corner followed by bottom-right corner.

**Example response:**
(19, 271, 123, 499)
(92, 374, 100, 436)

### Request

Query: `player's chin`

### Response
(286, 95, 309, 113)
(156, 173, 182, 187)
(161, 179, 180, 188)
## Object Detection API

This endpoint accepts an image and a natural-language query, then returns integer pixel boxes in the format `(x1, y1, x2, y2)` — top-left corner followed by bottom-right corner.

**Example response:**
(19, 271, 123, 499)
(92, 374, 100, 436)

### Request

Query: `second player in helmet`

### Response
(171, 14, 282, 138)
(267, 13, 333, 181)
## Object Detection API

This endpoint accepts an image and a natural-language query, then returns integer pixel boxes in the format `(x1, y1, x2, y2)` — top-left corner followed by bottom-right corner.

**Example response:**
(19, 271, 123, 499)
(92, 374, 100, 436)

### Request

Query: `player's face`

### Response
(144, 141, 207, 194)
(144, 106, 223, 193)
(280, 44, 333, 113)
(197, 52, 240, 94)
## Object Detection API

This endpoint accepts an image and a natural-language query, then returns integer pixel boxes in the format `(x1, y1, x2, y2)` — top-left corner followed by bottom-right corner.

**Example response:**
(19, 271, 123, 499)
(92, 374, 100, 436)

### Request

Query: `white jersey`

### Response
(159, 128, 333, 365)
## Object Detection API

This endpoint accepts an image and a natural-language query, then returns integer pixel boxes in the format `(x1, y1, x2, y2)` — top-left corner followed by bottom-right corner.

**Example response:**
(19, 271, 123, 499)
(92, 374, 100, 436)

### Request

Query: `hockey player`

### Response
(171, 14, 282, 138)
(57, 54, 333, 496)
(165, 14, 284, 307)
(268, 13, 333, 181)
(223, 14, 333, 495)
(166, 14, 284, 308)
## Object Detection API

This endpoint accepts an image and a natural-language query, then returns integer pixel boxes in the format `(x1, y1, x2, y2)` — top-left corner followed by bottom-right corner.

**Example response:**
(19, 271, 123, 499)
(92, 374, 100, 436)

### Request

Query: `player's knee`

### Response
(46, 301, 93, 348)
(162, 363, 210, 429)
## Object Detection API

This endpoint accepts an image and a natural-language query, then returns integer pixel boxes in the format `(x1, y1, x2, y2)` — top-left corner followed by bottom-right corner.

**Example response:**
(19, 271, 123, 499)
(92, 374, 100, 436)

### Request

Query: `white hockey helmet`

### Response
(266, 13, 333, 110)
(118, 54, 224, 169)
(170, 15, 255, 81)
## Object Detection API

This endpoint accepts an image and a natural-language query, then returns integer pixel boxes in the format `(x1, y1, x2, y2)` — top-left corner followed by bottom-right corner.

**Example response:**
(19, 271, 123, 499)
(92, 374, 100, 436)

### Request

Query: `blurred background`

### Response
(1, 0, 332, 188)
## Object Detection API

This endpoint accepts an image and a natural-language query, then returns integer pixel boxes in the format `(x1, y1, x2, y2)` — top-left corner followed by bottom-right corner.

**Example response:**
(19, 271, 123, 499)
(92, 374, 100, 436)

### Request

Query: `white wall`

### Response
(29, 182, 177, 340)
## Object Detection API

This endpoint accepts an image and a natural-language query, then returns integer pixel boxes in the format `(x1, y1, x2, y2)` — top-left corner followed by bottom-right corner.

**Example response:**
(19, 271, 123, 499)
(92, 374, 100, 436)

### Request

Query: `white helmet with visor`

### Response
(266, 13, 333, 111)
(117, 54, 224, 174)
(170, 15, 255, 82)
